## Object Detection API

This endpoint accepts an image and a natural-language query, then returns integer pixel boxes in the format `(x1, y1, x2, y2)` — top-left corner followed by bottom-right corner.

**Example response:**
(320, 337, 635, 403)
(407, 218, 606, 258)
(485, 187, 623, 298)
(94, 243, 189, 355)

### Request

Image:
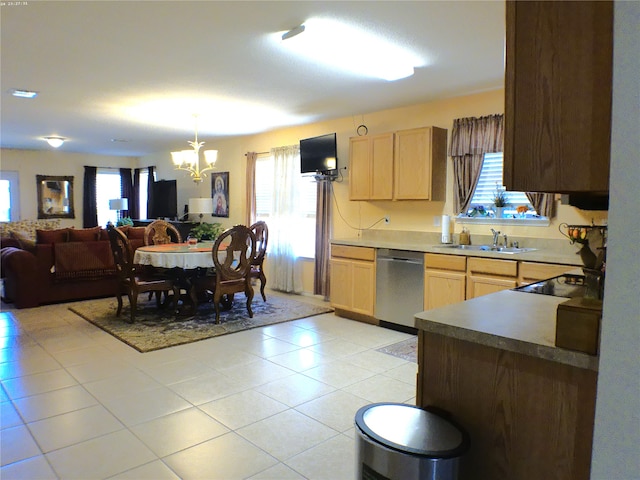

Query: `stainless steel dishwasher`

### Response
(375, 249, 424, 330)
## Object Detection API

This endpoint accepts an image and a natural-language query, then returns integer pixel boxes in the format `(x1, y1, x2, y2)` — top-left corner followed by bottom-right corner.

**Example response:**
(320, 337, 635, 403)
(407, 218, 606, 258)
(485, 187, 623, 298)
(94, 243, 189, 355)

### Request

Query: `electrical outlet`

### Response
(434, 216, 441, 227)
(384, 216, 390, 224)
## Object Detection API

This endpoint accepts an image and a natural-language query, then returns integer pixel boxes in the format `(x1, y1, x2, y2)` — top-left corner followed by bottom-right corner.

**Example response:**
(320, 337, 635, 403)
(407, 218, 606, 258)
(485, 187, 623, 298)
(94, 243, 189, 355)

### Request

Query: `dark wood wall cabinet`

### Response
(504, 1, 613, 194)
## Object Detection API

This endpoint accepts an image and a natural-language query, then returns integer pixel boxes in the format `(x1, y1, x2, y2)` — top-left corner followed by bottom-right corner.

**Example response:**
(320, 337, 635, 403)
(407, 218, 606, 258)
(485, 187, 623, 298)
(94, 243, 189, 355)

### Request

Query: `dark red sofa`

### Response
(1, 226, 145, 309)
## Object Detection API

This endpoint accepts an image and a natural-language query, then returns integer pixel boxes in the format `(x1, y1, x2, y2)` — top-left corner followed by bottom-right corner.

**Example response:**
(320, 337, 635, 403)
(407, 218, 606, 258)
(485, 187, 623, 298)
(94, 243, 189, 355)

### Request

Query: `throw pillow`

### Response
(68, 226, 101, 242)
(36, 228, 69, 244)
(126, 227, 146, 239)
(10, 230, 36, 250)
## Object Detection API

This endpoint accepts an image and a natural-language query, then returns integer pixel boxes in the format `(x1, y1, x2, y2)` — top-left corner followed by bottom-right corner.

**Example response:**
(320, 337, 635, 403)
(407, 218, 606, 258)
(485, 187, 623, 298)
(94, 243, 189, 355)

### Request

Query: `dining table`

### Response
(134, 242, 216, 313)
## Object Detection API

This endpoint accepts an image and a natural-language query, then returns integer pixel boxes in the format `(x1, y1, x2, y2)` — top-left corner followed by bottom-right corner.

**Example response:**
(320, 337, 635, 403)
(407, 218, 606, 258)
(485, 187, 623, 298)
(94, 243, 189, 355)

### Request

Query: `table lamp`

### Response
(108, 198, 128, 221)
(189, 197, 213, 223)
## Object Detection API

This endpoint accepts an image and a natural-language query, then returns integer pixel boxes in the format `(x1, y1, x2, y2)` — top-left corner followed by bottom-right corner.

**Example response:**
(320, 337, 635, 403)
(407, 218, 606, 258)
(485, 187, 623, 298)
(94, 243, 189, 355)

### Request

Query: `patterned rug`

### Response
(376, 337, 418, 363)
(69, 295, 333, 353)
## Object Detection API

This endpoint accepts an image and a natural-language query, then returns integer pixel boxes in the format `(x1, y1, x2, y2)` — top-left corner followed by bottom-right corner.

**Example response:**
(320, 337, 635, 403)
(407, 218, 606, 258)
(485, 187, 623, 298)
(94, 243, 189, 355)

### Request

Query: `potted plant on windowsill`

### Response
(493, 186, 508, 218)
(188, 222, 223, 242)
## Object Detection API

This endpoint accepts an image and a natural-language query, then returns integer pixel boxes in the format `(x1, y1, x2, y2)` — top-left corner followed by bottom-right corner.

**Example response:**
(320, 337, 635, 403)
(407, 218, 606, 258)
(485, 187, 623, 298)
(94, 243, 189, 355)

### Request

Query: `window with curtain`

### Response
(137, 167, 153, 219)
(255, 153, 317, 258)
(466, 152, 536, 218)
(96, 169, 122, 226)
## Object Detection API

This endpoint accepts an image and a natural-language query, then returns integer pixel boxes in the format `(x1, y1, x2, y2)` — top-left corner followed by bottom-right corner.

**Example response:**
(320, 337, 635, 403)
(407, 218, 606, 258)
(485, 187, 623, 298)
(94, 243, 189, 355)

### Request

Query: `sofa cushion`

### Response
(36, 228, 69, 244)
(68, 227, 102, 242)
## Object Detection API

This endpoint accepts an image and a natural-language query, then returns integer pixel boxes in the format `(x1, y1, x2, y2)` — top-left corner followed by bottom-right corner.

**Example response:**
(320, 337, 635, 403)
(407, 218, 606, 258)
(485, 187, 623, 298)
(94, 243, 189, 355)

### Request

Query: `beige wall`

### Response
(0, 150, 137, 229)
(1, 88, 608, 292)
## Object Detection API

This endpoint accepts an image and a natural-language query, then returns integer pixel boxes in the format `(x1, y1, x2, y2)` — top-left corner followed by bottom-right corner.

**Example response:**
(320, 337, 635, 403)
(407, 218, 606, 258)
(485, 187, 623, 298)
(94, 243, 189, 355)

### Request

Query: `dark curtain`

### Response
(526, 192, 556, 218)
(120, 168, 134, 219)
(82, 166, 98, 227)
(132, 168, 141, 220)
(146, 166, 155, 219)
(450, 114, 504, 214)
(314, 180, 332, 300)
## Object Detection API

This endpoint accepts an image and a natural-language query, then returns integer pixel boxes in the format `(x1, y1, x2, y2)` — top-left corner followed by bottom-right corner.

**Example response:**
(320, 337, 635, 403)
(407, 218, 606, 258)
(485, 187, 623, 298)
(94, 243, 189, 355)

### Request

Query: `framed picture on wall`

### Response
(211, 172, 229, 217)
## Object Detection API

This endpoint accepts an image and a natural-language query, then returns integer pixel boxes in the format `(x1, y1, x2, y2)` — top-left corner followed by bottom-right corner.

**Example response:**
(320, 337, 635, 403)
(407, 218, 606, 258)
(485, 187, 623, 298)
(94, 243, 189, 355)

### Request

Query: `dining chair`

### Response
(144, 219, 182, 245)
(199, 224, 256, 323)
(249, 221, 268, 301)
(107, 225, 179, 323)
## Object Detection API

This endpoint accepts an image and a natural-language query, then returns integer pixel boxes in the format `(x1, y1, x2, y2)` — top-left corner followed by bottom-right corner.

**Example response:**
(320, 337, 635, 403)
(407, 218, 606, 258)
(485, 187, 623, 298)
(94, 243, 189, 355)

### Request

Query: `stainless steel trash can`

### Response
(355, 403, 469, 480)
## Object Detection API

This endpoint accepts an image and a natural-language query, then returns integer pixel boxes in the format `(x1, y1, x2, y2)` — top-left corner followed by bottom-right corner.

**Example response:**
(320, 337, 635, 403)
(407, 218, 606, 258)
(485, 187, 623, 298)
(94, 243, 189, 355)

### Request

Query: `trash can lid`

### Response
(355, 403, 469, 458)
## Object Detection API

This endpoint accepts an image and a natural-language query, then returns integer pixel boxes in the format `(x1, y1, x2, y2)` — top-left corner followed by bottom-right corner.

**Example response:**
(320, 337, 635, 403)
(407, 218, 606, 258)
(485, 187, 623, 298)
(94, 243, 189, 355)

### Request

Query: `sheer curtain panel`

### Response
(269, 145, 303, 293)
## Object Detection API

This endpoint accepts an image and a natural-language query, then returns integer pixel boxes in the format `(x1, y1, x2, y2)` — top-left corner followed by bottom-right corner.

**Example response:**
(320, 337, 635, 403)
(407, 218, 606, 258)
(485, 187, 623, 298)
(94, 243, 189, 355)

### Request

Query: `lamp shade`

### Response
(108, 198, 128, 210)
(189, 197, 213, 214)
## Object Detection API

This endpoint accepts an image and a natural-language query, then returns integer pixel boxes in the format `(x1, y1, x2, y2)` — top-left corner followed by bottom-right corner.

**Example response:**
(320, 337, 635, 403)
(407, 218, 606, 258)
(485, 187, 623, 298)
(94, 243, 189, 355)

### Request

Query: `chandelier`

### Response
(171, 115, 218, 183)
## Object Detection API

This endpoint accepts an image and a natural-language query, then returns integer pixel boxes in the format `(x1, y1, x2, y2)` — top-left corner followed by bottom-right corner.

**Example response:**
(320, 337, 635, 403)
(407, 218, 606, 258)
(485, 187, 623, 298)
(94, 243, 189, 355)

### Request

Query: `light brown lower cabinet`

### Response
(329, 245, 376, 323)
(418, 331, 597, 479)
(466, 257, 517, 299)
(424, 254, 466, 309)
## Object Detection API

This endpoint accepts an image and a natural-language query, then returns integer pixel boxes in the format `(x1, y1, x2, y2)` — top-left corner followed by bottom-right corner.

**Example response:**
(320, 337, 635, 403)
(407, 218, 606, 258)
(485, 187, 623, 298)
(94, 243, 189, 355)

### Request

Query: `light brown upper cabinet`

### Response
(394, 127, 447, 200)
(349, 133, 394, 200)
(504, 1, 613, 193)
(349, 126, 447, 201)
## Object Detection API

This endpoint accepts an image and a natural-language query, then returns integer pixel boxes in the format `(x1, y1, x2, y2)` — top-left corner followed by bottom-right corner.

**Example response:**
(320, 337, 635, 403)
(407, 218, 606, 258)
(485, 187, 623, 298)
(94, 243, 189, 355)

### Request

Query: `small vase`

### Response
(495, 207, 504, 218)
(579, 242, 597, 269)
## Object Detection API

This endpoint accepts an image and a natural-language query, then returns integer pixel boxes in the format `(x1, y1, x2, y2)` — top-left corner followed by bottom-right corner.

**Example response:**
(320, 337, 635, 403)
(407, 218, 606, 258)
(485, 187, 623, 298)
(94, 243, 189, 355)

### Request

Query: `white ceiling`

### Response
(0, 1, 505, 157)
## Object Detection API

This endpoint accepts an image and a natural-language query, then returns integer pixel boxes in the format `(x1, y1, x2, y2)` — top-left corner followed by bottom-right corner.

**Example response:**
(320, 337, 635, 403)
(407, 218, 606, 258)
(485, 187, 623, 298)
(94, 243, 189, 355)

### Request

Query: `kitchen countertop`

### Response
(414, 289, 599, 371)
(330, 236, 583, 266)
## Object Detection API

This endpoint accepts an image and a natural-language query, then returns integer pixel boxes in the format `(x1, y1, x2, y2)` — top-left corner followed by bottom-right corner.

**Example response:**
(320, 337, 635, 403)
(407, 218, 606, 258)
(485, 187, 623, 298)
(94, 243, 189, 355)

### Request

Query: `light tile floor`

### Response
(0, 291, 416, 480)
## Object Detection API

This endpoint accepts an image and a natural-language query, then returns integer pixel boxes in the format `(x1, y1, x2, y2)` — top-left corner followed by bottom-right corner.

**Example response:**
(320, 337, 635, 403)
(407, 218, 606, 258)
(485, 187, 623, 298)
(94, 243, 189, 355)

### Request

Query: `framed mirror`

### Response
(36, 175, 75, 219)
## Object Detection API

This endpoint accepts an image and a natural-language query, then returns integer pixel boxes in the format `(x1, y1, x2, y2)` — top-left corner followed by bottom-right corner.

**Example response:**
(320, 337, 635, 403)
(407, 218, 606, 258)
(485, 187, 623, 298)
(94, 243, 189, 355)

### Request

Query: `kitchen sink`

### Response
(434, 244, 537, 254)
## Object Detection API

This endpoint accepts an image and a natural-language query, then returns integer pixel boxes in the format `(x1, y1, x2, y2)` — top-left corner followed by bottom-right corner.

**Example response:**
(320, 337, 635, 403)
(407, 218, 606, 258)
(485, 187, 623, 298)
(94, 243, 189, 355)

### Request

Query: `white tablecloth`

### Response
(134, 243, 215, 269)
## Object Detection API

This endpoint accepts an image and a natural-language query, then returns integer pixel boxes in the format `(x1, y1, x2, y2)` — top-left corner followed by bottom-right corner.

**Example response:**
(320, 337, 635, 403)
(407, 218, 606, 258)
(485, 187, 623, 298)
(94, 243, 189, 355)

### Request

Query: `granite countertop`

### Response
(330, 236, 582, 266)
(414, 289, 599, 371)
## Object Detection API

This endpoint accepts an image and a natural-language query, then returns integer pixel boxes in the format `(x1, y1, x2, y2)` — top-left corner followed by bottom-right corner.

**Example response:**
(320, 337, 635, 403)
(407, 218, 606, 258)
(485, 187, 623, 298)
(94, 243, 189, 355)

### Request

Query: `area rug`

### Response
(69, 295, 333, 353)
(377, 337, 418, 363)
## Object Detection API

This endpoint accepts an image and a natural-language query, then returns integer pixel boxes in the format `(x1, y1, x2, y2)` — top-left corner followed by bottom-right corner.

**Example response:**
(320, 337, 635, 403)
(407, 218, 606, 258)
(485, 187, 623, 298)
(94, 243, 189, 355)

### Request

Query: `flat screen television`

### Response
(149, 180, 177, 219)
(300, 133, 338, 175)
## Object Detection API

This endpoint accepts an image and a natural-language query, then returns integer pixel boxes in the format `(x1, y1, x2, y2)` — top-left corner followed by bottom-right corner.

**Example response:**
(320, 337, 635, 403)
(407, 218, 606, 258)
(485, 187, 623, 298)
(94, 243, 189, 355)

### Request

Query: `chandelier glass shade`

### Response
(171, 116, 218, 183)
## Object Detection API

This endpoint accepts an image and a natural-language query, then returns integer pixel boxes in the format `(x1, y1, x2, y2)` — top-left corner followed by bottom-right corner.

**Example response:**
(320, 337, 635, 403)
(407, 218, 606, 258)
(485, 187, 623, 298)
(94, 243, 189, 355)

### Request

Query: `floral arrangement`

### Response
(493, 185, 508, 207)
(116, 216, 134, 227)
(188, 222, 223, 241)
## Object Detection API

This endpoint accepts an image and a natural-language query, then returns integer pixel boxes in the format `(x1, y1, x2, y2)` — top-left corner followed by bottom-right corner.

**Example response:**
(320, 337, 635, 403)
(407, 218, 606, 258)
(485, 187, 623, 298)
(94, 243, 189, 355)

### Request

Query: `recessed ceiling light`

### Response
(110, 139, 129, 143)
(10, 89, 38, 99)
(44, 137, 65, 148)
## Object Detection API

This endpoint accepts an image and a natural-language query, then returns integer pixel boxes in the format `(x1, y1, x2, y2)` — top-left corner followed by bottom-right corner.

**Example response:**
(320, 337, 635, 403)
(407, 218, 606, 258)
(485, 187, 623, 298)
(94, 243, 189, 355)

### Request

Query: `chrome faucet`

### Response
(491, 228, 501, 248)
(503, 233, 508, 248)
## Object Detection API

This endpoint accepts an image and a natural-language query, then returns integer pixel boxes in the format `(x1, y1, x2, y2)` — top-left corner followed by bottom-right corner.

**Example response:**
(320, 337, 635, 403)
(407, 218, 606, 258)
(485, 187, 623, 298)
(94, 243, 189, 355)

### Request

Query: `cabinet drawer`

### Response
(519, 262, 574, 283)
(425, 253, 466, 272)
(467, 257, 517, 277)
(331, 245, 375, 262)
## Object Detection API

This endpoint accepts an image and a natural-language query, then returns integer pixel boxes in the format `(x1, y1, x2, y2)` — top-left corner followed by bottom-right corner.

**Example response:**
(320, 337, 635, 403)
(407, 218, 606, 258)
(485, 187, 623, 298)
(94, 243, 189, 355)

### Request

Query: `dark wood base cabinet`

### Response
(417, 331, 597, 480)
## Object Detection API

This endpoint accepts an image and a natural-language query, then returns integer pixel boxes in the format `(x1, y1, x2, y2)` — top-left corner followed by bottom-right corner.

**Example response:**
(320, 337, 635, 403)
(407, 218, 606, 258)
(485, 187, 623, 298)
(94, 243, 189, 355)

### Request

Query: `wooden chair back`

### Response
(209, 224, 256, 323)
(144, 219, 182, 245)
(107, 224, 135, 280)
(250, 221, 268, 266)
(107, 224, 177, 323)
(249, 221, 268, 301)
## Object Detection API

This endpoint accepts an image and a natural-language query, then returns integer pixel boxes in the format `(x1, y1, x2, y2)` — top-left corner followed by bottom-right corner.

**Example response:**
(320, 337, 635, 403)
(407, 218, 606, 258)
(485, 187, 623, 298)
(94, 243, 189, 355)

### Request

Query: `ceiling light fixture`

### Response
(171, 115, 218, 183)
(44, 137, 65, 148)
(278, 18, 422, 81)
(10, 88, 38, 99)
(282, 24, 305, 41)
